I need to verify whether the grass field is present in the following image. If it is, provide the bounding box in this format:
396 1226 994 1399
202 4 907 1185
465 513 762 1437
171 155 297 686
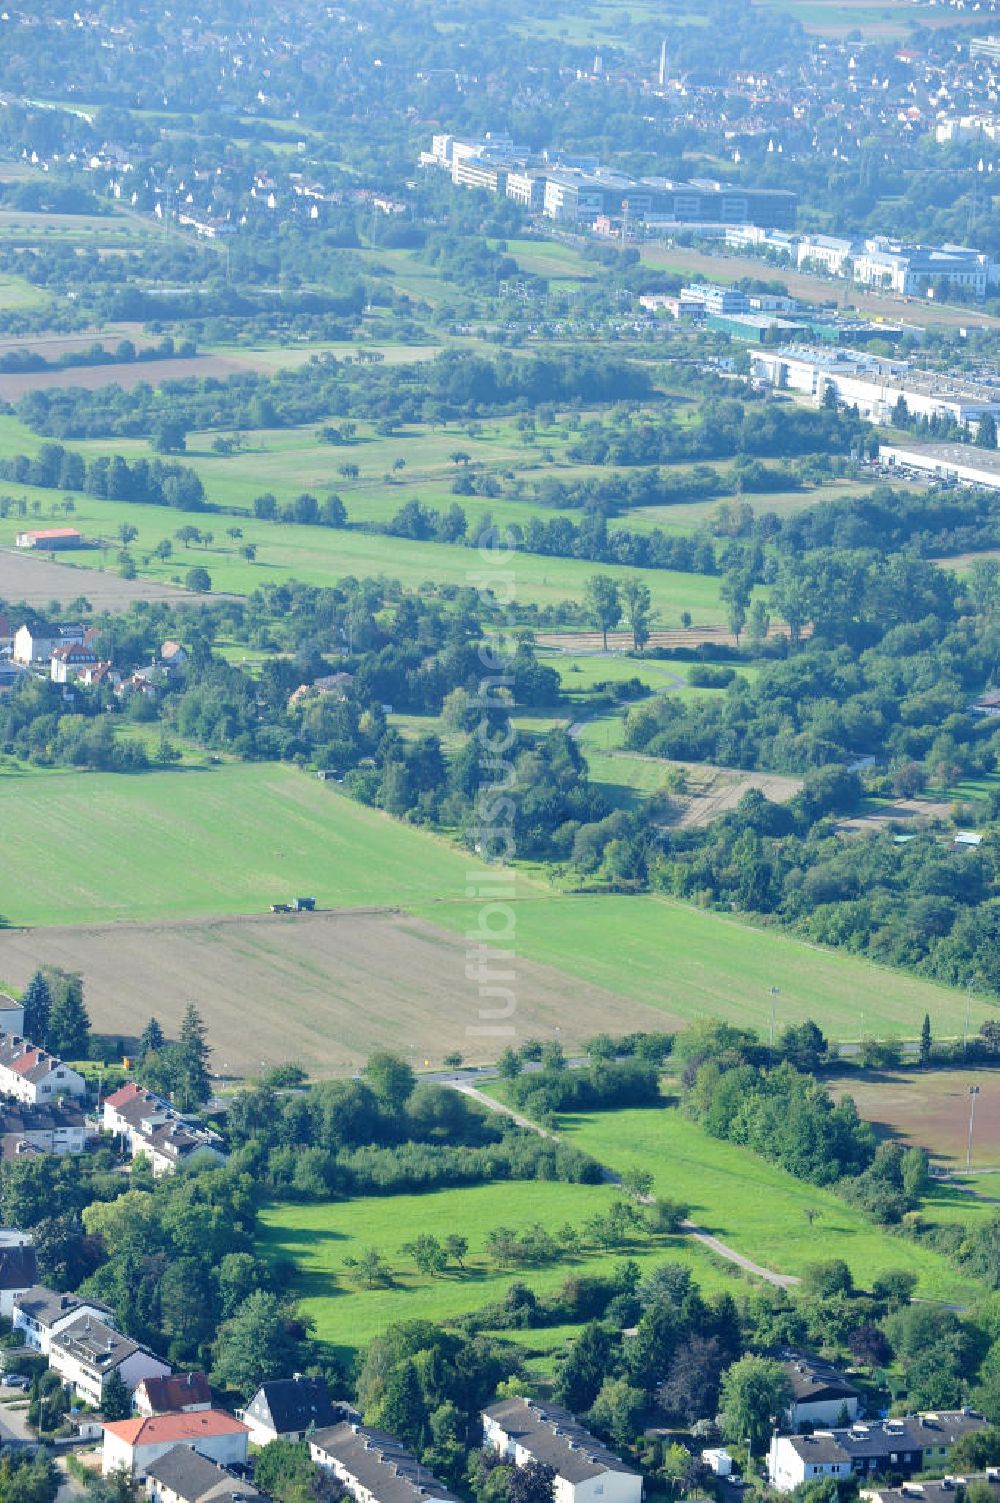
415 894 998 1042
0 760 991 1045
0 410 734 618
554 1101 984 1303
0 762 483 927
258 1177 741 1362
827 1068 1000 1169
0 273 45 310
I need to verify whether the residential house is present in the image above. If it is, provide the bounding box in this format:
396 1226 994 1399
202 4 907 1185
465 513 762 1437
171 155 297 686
134 1371 213 1418
143 1445 267 1503
0 995 25 1035
767 1413 988 1492
159 641 188 669
0 1034 86 1105
13 1285 115 1354
0 1100 89 1157
240 1376 342 1444
79 661 121 690
102 1411 250 1476
49 1313 171 1407
51 643 99 683
103 1083 225 1177
309 1420 463 1503
776 1351 862 1429
13 620 86 664
0 1230 37 1317
862 1474 1000 1503
482 1397 643 1503
0 662 26 695
971 689 1000 716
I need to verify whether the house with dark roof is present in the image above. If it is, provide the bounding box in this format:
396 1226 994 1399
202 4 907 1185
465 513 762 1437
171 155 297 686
0 1100 88 1159
240 1375 342 1444
483 1397 643 1503
0 996 25 1036
309 1419 463 1503
0 1230 37 1317
862 1472 1000 1503
768 1413 988 1493
48 1312 171 1408
144 1444 268 1503
51 642 99 683
13 1284 115 1354
103 1083 225 1177
101 1410 250 1476
135 1370 213 1417
12 620 85 664
773 1350 862 1428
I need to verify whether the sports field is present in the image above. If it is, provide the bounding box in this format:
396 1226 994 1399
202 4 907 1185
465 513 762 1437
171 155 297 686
258 1177 738 1360
827 1068 1000 1168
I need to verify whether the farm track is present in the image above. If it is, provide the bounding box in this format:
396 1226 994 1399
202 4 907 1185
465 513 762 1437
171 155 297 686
454 1082 799 1288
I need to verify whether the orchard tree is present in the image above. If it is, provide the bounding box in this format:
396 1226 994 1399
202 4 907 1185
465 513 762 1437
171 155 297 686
584 575 622 652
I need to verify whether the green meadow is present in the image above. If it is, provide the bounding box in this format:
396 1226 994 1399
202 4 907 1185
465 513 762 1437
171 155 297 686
0 762 480 926
414 893 998 1041
0 757 987 1041
552 1102 984 1304
258 1176 739 1361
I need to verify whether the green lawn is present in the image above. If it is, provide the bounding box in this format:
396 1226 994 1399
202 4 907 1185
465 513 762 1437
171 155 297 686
0 413 728 618
0 273 45 309
553 1102 983 1304
0 756 988 1043
258 1177 741 1362
413 894 999 1042
0 762 482 926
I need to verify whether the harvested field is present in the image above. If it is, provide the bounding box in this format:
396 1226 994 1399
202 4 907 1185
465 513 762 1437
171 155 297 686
0 909 668 1079
536 625 795 652
837 796 956 834
0 548 220 609
669 760 803 827
0 352 259 399
0 341 440 397
828 1067 1000 1168
0 326 145 359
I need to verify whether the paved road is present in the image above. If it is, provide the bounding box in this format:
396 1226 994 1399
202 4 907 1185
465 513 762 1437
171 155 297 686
451 1077 798 1289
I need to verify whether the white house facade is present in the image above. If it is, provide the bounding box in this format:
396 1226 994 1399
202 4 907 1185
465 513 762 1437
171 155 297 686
483 1397 643 1503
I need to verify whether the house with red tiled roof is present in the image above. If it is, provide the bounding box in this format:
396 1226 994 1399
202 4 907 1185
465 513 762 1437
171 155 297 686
0 1034 86 1105
103 1083 225 1178
101 1410 249 1476
134 1370 212 1417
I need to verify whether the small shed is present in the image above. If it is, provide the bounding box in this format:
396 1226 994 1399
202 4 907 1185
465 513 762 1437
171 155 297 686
703 1448 734 1477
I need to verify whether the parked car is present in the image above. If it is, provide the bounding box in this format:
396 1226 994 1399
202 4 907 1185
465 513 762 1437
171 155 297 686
1 1374 29 1388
